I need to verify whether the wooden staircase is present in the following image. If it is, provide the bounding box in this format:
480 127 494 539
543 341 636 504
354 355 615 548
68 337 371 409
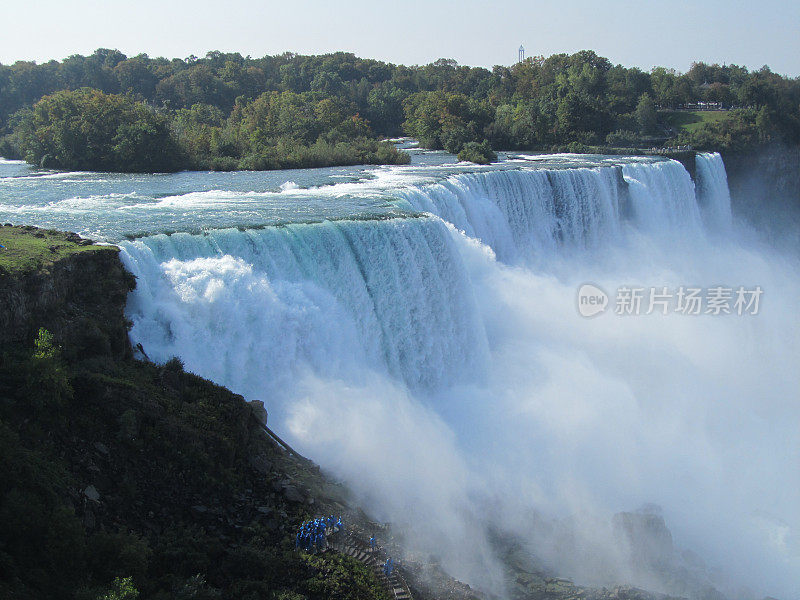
327 529 413 600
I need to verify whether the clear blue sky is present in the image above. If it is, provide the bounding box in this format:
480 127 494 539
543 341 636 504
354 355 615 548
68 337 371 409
3 0 799 76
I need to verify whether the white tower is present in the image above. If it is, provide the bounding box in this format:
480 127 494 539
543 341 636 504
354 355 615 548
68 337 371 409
518 44 525 63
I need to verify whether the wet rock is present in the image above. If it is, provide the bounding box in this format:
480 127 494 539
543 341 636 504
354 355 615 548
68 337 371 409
84 485 100 502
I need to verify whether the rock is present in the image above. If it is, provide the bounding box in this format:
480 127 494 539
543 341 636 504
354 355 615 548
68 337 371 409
612 511 674 569
191 505 208 514
249 454 272 475
93 442 109 455
248 400 268 427
256 506 272 514
282 485 305 504
83 485 100 502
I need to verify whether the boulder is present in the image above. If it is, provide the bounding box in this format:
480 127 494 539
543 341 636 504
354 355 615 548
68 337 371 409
282 485 305 504
83 485 100 502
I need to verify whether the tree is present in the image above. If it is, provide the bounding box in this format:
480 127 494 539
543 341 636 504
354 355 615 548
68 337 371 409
635 92 658 135
17 89 183 172
457 140 496 164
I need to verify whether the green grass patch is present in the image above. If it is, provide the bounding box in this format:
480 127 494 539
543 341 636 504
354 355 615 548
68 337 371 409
0 225 116 274
661 110 733 133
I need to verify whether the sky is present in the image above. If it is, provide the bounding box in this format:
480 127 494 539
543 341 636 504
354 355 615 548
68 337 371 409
2 0 799 76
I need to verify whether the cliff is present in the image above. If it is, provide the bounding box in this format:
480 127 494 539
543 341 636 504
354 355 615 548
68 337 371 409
722 144 800 241
0 226 134 360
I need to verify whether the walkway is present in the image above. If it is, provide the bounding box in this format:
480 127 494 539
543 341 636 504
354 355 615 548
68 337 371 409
327 528 413 600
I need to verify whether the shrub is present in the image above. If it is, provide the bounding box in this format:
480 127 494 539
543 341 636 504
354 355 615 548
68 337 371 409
457 140 496 164
26 328 73 409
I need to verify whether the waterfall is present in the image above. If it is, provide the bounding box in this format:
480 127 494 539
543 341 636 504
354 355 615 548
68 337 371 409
396 156 731 265
695 152 734 230
621 159 703 234
120 155 735 397
115 154 800 598
396 166 625 264
120 216 489 398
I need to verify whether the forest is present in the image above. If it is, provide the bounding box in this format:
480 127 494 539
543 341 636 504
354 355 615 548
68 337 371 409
1 49 798 171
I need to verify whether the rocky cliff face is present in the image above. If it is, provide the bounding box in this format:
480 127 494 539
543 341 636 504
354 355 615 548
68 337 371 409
722 145 800 243
0 226 135 359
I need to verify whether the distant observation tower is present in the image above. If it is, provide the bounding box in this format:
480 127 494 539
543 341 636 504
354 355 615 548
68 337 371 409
518 44 525 63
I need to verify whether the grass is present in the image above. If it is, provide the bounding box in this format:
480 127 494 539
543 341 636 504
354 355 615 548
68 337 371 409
660 110 733 133
0 225 116 274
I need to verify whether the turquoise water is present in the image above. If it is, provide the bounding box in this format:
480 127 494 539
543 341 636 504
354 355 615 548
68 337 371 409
0 150 663 240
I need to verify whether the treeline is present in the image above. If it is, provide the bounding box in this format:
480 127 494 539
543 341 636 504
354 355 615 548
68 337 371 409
1 49 799 170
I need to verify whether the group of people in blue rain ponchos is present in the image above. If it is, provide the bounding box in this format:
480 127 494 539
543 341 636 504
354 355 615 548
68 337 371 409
295 515 343 552
296 517 398 578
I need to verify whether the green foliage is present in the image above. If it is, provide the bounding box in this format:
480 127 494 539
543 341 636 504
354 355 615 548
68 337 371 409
0 224 111 274
0 421 85 598
675 109 765 152
27 328 73 409
0 301 392 600
402 90 492 153
457 140 496 164
16 89 184 172
635 93 658 135
2 47 799 167
97 577 140 600
605 130 640 147
300 552 392 600
164 356 186 373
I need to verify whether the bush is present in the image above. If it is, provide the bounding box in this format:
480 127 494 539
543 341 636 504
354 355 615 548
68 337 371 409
26 328 73 409
96 577 139 600
457 140 496 164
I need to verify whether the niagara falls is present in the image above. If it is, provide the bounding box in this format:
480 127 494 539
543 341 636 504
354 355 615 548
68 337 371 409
2 145 798 598
1 5 799 599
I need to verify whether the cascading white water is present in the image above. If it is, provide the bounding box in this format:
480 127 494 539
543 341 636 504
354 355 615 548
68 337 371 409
622 159 703 234
120 216 489 400
396 157 722 266
118 154 799 599
695 152 734 230
396 166 625 264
